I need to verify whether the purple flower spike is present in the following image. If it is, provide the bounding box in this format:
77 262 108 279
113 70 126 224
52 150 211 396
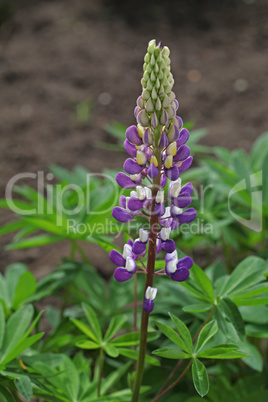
126 125 142 145
179 156 193 172
124 159 143 175
171 267 190 282
177 256 193 270
116 172 136 189
165 166 180 181
148 162 158 179
133 240 146 255
112 207 133 223
178 208 197 224
114 267 133 282
174 145 191 163
162 239 176 253
143 299 154 313
177 128 189 146
173 192 192 208
128 197 144 211
124 139 137 157
110 250 125 266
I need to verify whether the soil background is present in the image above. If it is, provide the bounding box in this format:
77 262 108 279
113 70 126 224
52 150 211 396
0 0 268 278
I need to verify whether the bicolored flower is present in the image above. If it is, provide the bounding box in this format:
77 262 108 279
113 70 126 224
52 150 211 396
165 251 193 281
143 286 157 313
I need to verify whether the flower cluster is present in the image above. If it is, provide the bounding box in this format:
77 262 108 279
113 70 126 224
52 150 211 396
110 40 197 313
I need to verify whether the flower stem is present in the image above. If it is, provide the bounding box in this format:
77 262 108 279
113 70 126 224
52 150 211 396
134 273 138 371
152 359 193 402
131 146 161 402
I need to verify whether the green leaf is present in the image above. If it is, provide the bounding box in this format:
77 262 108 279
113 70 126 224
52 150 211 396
219 256 266 297
192 359 209 397
221 298 245 337
195 320 218 353
6 234 63 249
101 362 132 395
0 303 5 349
110 332 140 347
250 131 268 170
82 303 102 341
71 318 99 343
152 348 190 359
104 344 119 358
117 348 160 366
0 385 15 402
190 265 215 303
1 333 44 365
12 272 37 309
154 321 190 353
169 313 193 354
75 340 100 350
232 297 268 306
241 341 263 371
104 316 126 341
0 305 33 362
14 376 32 401
183 303 212 313
197 345 248 359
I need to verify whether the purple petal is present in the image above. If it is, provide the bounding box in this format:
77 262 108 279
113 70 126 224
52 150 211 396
173 192 191 208
148 163 158 179
116 172 136 189
170 204 182 218
176 116 183 129
173 99 179 111
109 250 125 266
171 267 190 282
112 207 133 223
134 106 140 118
126 125 142 145
127 238 134 247
124 159 143 174
171 220 179 230
177 256 193 270
154 203 165 217
143 128 153 146
165 166 180 181
160 174 167 189
181 182 193 195
178 208 197 224
124 139 137 157
174 145 191 163
143 299 154 313
177 128 189 146
156 239 162 254
132 240 146 255
119 195 126 209
137 110 150 126
128 197 144 211
161 239 176 253
114 267 133 282
179 157 193 172
159 132 168 148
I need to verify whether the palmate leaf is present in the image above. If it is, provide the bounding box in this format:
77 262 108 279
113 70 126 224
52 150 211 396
197 345 248 359
154 321 190 354
169 313 193 354
14 376 32 401
192 359 209 397
71 319 99 343
104 316 127 341
220 298 245 338
183 303 213 313
0 385 16 402
82 303 102 342
117 348 160 366
188 265 215 303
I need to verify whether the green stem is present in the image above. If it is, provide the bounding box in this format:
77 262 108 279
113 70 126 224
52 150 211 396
133 273 138 371
152 359 193 402
76 242 91 265
131 144 161 402
98 348 104 397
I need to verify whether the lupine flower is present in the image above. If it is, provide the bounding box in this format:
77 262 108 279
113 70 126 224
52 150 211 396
143 286 158 313
110 39 197 313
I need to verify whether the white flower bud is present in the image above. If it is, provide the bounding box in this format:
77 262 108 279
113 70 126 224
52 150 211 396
139 228 149 243
145 286 158 300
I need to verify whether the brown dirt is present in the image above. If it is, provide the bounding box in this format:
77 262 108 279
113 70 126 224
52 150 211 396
0 0 268 278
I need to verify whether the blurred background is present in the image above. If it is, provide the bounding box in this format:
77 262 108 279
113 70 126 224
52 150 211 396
0 0 268 276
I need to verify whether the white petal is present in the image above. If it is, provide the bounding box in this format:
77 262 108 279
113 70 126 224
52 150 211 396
161 227 171 241
139 228 149 243
123 244 132 259
156 190 164 204
145 286 158 300
125 256 136 272
136 186 146 200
